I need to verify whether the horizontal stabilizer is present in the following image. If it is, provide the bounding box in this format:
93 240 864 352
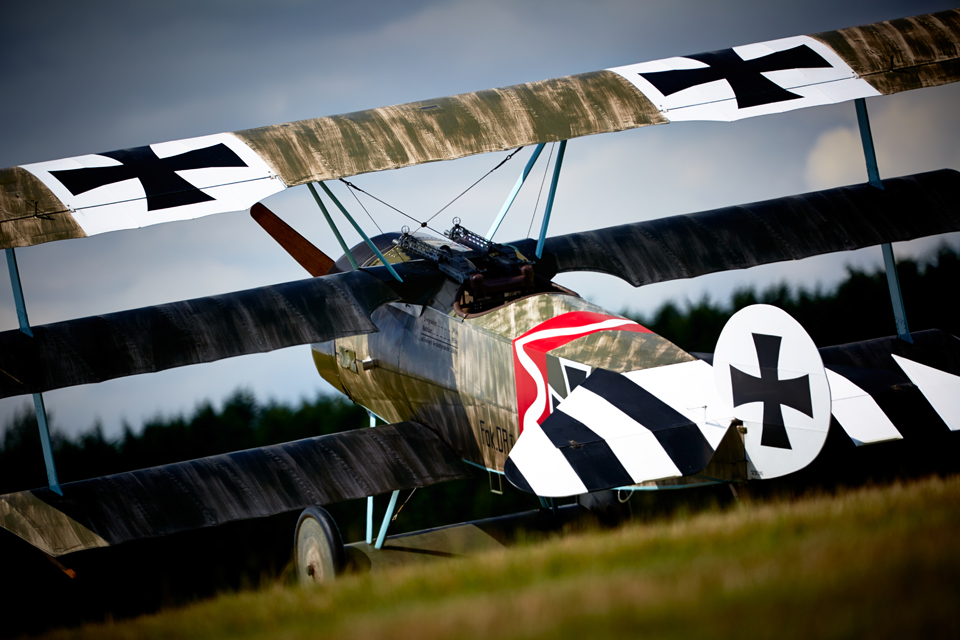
0 421 470 557
506 360 732 497
703 326 960 449
820 329 960 434
824 367 903 445
693 329 960 447
508 311 960 497
531 169 960 287
892 355 960 431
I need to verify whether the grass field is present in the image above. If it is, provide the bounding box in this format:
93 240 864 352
37 475 960 640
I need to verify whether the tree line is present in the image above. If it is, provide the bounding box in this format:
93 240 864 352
626 244 960 352
0 391 366 496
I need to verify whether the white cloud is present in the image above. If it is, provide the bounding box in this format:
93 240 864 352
804 126 865 190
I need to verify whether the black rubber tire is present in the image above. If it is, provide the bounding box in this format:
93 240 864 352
294 507 345 586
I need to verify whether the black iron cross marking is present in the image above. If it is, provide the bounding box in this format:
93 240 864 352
50 143 248 211
638 45 832 109
730 333 813 449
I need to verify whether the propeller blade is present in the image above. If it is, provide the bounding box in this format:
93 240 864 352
250 203 335 277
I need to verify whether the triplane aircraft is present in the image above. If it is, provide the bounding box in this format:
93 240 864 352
1 8 960 593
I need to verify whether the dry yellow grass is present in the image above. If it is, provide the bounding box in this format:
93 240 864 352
38 475 960 640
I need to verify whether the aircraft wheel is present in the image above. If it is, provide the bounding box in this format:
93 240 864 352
295 507 345 586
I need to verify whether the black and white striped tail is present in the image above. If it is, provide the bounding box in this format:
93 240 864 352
506 360 731 497
506 309 960 498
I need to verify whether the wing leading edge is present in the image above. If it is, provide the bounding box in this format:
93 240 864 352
2 9 958 250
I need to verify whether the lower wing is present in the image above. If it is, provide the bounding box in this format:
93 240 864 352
0 421 470 557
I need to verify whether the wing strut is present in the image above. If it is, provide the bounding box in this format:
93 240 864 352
4 248 61 495
308 182 360 270
365 409 376 545
375 489 401 550
855 98 911 343
313 182 403 283
536 140 567 259
486 143 546 241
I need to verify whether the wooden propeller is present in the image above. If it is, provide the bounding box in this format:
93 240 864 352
250 203 335 277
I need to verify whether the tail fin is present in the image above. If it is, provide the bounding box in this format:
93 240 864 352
713 304 831 480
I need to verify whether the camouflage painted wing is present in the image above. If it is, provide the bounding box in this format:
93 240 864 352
2 9 958 249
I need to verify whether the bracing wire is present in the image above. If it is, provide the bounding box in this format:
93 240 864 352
339 178 422 227
344 182 384 236
339 146 524 236
424 147 523 224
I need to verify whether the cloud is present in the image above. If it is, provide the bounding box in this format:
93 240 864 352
803 84 960 191
804 126 865 190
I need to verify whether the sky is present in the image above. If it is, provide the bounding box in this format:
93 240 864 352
2 0 959 440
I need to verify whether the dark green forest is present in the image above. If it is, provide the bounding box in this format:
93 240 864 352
627 244 960 352
1 245 958 532
0 392 366 496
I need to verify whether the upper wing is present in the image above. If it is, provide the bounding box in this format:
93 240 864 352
527 169 960 287
2 9 958 249
0 421 471 557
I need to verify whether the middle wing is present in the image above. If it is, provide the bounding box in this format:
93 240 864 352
528 169 960 287
3 169 958 400
0 261 444 399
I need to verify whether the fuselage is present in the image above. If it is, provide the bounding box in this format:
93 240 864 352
312 283 693 474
